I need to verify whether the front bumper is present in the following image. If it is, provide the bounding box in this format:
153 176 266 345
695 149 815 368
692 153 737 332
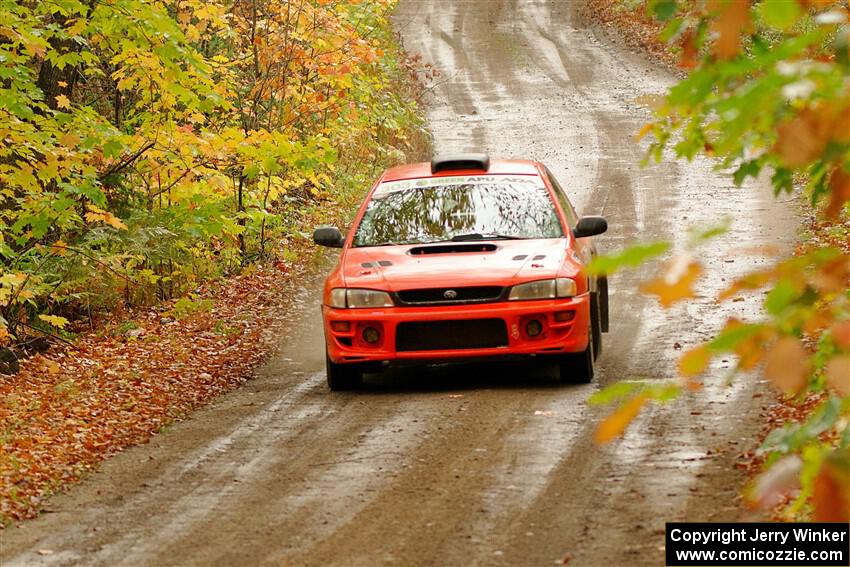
323 294 590 364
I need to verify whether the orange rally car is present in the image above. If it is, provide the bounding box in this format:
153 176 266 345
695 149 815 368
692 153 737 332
313 154 609 390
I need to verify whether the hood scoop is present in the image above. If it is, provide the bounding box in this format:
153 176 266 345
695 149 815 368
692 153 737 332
409 243 497 255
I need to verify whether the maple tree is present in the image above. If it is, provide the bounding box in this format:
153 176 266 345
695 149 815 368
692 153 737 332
589 0 849 522
0 0 424 344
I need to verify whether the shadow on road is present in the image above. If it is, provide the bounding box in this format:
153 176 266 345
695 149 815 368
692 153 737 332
356 359 587 393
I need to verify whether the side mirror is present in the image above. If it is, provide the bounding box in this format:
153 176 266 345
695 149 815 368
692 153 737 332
573 216 607 238
313 226 345 248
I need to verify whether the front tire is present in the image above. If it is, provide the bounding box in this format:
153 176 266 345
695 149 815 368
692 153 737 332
590 291 602 360
558 310 595 383
326 355 362 391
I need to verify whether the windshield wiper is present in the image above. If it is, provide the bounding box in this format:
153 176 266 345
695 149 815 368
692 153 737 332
450 232 527 242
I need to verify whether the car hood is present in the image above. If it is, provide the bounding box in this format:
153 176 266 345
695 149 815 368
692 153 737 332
341 238 571 290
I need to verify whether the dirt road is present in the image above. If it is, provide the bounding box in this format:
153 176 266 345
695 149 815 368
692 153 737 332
0 1 796 565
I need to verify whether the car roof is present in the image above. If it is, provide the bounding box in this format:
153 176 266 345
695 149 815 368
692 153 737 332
381 158 541 182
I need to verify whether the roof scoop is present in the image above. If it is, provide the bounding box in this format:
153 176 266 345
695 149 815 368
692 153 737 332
409 243 497 255
430 153 490 173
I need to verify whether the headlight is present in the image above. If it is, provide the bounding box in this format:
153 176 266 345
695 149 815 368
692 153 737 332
329 288 394 308
509 278 576 300
330 288 347 308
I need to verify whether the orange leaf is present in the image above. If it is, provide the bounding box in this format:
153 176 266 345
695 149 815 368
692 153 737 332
812 459 850 523
831 320 850 349
825 356 849 397
812 253 850 292
763 337 809 395
641 257 702 308
718 270 776 301
594 394 648 444
826 166 850 218
679 345 711 377
678 29 699 69
709 0 751 59
635 122 653 141
773 101 848 173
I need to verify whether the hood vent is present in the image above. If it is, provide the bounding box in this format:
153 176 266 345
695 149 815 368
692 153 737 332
409 243 497 255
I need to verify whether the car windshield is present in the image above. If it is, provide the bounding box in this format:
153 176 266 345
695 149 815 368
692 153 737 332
352 175 563 247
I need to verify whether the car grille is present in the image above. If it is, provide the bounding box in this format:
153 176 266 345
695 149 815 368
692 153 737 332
396 286 504 305
395 319 508 351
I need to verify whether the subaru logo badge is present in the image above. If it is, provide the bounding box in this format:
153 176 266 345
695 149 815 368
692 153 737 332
443 289 458 299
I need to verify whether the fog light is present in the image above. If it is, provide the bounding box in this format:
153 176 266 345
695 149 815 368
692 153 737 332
554 311 576 323
362 326 380 344
331 321 351 332
526 319 543 337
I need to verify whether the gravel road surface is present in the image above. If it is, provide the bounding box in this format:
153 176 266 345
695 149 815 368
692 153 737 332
0 1 796 565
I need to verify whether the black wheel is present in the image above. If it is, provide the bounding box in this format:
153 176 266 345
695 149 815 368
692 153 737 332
599 276 609 333
326 355 362 391
590 291 602 360
558 313 595 383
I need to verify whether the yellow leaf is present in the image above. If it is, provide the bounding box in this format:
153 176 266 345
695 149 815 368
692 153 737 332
641 257 702 308
763 337 808 395
679 345 711 377
50 240 68 256
38 314 69 329
635 122 653 141
825 356 850 397
594 394 648 444
55 94 71 109
59 133 80 148
85 205 127 230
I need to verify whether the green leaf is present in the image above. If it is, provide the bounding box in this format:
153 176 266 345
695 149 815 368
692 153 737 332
764 279 797 317
243 163 261 180
589 381 640 405
688 220 730 244
651 0 678 22
707 323 765 352
759 0 801 31
585 241 671 275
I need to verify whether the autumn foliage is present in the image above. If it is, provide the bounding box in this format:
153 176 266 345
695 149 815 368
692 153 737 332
589 0 850 522
0 0 425 524
0 0 424 344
